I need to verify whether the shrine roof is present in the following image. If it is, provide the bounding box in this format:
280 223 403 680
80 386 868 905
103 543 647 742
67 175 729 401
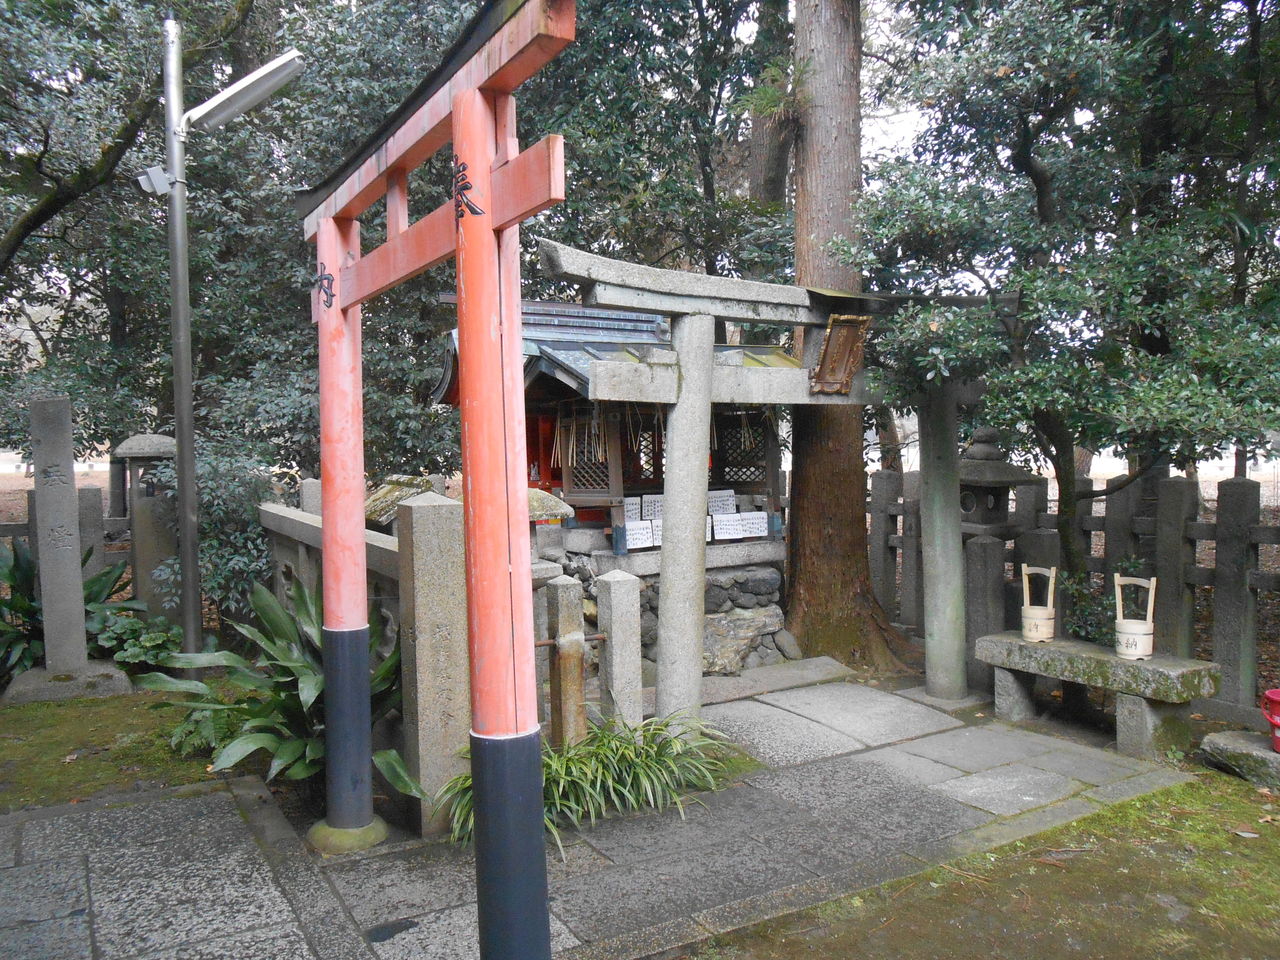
431 299 799 404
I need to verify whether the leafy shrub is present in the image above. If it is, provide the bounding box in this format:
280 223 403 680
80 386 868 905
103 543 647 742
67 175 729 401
434 716 725 855
137 581 409 790
88 613 184 673
1061 573 1113 645
149 441 281 621
0 543 144 689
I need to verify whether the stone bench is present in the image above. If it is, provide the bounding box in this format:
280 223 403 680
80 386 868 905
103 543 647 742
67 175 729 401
975 631 1219 760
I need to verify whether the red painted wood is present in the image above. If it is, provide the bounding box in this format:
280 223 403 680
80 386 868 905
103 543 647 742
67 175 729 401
314 217 367 631
302 0 574 240
339 135 563 309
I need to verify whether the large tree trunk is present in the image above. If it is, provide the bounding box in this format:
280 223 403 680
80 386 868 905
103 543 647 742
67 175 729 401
746 0 793 208
788 0 904 671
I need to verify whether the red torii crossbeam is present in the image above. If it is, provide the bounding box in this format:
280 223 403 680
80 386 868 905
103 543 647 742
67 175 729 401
298 2 573 956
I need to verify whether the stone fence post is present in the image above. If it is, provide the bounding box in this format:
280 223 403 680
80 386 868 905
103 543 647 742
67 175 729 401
545 575 587 747
595 569 642 725
898 497 923 631
396 492 470 835
964 534 1004 692
1154 477 1199 658
1211 477 1259 709
868 470 902 618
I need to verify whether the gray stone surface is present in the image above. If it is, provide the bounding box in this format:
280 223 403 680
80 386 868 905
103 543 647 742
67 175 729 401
747 754 992 839
113 434 177 459
701 699 864 766
550 841 812 942
397 493 471 834
930 764 1081 816
992 666 1038 722
895 686 992 713
1084 768 1192 803
22 790 243 862
136 924 318 960
326 843 476 927
773 629 802 660
897 725 1055 772
655 313 715 720
703 605 785 675
848 746 966 785
0 664 132 705
299 477 322 514
1115 692 1193 759
89 834 294 957
976 632 1219 702
1023 746 1150 785
1199 730 1280 787
758 682 962 746
29 396 87 674
367 902 579 960
0 858 86 926
596 570 643 725
0 913 92 960
576 785 786 865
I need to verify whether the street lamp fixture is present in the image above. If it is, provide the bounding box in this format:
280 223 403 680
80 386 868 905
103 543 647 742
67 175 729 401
134 18 303 658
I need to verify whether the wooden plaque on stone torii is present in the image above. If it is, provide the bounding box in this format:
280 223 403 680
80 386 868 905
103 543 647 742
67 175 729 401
295 1 573 953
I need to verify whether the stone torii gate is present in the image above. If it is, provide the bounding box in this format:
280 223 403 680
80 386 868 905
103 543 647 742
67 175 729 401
538 240 1018 713
294 2 573 956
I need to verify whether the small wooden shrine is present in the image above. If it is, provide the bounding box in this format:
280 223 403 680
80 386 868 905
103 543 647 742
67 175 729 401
431 300 788 541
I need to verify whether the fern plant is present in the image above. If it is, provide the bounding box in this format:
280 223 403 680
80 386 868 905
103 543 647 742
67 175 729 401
434 716 725 856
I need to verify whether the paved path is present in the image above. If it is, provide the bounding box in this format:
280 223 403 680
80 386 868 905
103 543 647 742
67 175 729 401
0 679 1188 960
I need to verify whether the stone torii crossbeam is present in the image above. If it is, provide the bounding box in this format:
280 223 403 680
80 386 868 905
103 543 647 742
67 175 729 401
294 2 573 956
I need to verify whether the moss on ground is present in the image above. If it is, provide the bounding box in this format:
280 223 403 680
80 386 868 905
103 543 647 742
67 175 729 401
688 770 1280 960
0 691 220 812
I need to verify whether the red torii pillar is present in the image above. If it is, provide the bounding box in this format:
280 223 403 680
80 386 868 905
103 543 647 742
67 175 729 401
299 3 573 956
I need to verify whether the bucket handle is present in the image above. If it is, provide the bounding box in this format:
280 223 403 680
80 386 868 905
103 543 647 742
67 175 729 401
1022 564 1056 611
1114 575 1157 624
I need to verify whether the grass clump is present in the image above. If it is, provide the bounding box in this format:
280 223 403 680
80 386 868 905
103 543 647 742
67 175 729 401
435 715 726 854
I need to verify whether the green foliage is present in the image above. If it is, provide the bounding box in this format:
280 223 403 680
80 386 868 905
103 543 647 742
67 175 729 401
1061 573 1113 646
434 716 726 855
859 0 1280 473
148 441 281 618
0 544 144 688
136 581 408 792
0 540 42 688
87 613 184 673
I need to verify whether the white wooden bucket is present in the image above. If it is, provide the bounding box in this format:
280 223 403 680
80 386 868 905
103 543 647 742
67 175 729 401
1021 564 1056 642
1114 575 1157 661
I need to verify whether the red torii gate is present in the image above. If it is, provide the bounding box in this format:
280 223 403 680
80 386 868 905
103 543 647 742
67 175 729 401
296 2 573 956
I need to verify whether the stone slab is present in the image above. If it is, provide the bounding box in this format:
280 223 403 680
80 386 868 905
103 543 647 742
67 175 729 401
701 700 865 766
930 763 1082 816
88 833 294 958
848 746 966 785
550 840 811 943
0 857 87 926
907 796 1102 863
894 686 993 713
593 539 786 577
975 632 1219 703
638 656 853 715
746 754 992 841
575 785 790 865
367 902 578 960
0 912 92 960
1199 730 1280 788
896 725 1055 772
133 924 319 960
757 682 962 746
325 842 477 926
1083 768 1193 803
0 664 132 706
22 790 244 862
553 918 710 960
1023 746 1152 786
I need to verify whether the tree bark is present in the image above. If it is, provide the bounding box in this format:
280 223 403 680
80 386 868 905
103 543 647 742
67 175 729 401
746 0 793 207
788 0 904 671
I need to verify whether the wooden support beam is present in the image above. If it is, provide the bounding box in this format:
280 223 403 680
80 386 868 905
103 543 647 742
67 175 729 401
340 135 563 308
302 0 574 239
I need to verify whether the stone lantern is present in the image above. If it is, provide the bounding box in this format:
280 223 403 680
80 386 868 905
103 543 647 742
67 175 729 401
111 433 177 618
958 427 1039 537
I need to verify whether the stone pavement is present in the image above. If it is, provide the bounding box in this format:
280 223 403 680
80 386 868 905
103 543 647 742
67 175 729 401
0 678 1190 960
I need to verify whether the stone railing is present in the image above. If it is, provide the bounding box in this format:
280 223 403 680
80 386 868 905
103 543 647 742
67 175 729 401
258 492 645 834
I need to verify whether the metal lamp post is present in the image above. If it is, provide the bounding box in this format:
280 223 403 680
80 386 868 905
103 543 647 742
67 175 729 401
136 18 303 655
